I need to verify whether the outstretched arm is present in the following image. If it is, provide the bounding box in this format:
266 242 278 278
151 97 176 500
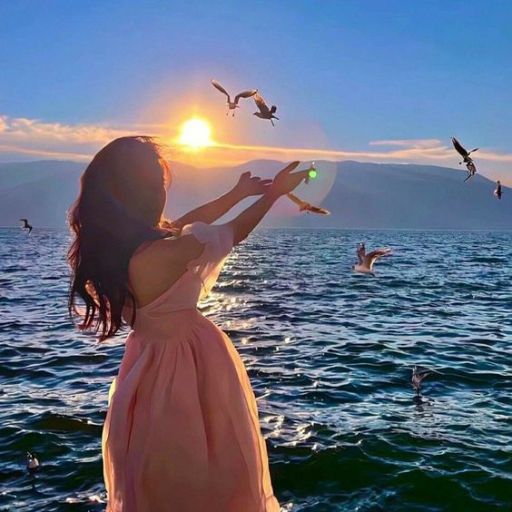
229 162 309 245
172 172 271 229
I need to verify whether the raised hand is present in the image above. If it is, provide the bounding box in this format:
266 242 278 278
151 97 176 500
268 161 309 198
233 171 272 198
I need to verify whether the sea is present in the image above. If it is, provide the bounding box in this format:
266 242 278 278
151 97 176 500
0 227 511 511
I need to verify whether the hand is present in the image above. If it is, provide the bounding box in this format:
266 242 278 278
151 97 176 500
267 161 309 198
233 172 272 198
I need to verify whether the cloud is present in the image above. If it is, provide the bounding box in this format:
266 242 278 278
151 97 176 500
0 115 125 144
369 139 444 149
0 143 92 161
213 139 512 164
0 114 511 183
0 114 132 161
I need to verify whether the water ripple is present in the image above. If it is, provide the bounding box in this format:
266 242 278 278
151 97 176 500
0 228 511 511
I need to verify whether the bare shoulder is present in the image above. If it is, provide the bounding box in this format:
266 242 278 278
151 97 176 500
127 234 205 307
130 234 204 273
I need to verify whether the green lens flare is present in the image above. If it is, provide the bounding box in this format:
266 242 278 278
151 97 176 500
308 169 318 179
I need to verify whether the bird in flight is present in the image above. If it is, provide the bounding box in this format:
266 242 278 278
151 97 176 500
451 137 479 182
286 193 330 215
353 243 392 276
211 80 258 116
20 218 33 234
411 366 440 395
253 93 279 126
494 180 502 200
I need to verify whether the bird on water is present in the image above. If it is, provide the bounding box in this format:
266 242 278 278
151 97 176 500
411 366 440 395
353 243 392 276
26 452 40 472
20 218 33 234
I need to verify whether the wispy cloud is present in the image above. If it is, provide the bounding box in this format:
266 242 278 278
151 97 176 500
0 143 92 161
369 139 443 149
214 139 512 165
0 114 129 161
368 138 512 164
1 114 511 183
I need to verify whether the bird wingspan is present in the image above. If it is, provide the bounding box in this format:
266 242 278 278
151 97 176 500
452 137 468 157
287 193 330 215
366 248 392 266
307 205 330 215
412 366 440 382
367 248 392 259
211 80 230 101
234 89 258 103
287 192 307 208
254 93 270 114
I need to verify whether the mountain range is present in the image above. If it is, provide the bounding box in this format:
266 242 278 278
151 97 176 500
0 159 510 230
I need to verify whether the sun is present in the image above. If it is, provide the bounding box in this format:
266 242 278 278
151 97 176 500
178 118 212 149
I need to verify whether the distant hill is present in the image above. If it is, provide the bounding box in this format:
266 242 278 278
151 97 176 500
289 161 512 230
0 159 510 230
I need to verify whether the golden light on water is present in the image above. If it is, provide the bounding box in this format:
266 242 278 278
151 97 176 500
178 118 212 149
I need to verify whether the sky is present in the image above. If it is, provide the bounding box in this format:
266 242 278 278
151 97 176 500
1 0 511 181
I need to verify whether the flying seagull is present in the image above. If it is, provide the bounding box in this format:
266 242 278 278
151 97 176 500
20 218 33 234
451 137 479 182
411 366 440 395
287 193 330 215
353 243 392 276
211 80 258 116
494 180 502 200
26 452 40 473
253 93 279 126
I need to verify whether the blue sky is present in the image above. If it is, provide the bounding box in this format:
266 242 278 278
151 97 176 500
0 0 511 179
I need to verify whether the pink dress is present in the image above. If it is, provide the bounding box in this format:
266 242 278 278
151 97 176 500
102 222 280 512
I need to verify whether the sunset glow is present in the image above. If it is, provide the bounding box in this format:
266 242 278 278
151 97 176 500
178 118 212 149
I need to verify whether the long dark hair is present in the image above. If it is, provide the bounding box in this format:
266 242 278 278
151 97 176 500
68 136 172 340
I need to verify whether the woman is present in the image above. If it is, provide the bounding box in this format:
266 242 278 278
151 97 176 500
68 136 307 511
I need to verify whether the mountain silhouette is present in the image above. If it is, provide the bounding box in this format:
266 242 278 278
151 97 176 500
0 159 510 229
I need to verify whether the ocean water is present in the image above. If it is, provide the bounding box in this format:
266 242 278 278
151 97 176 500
0 227 511 512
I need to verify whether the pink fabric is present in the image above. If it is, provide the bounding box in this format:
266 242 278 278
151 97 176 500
102 222 280 512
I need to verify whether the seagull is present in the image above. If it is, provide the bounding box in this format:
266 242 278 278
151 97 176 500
494 180 502 200
26 452 40 472
20 218 33 234
451 137 479 182
211 80 258 116
253 93 279 126
411 366 440 395
352 243 392 276
286 193 330 215
463 160 477 182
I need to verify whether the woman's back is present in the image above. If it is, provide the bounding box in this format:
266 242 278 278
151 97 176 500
68 136 306 511
127 230 203 309
103 222 280 511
